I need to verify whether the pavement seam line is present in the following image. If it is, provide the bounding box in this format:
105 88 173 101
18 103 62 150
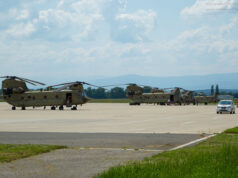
169 134 216 151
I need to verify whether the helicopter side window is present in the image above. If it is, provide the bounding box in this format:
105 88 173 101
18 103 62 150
78 92 86 97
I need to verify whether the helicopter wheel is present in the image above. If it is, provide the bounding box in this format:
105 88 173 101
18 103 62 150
21 106 26 110
51 106 56 110
12 106 16 110
59 106 64 110
71 106 77 110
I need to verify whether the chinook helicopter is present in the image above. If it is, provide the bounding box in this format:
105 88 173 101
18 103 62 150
1 76 95 110
180 89 195 105
103 83 182 105
194 93 218 105
126 84 182 105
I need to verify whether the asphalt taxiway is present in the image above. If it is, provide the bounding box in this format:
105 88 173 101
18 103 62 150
0 102 237 177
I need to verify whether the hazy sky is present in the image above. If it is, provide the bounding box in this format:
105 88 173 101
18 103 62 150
0 0 238 82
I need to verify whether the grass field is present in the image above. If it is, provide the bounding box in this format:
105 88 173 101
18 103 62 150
0 144 66 163
224 127 238 134
97 128 238 178
89 99 131 103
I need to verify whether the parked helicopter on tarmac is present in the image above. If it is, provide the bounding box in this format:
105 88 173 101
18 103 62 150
0 76 97 110
194 93 218 105
126 84 183 105
181 89 196 105
102 83 183 105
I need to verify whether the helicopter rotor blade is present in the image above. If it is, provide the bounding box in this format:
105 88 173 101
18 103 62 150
0 76 45 86
18 77 46 86
81 82 101 88
49 82 75 88
56 83 73 91
22 80 37 86
100 83 147 88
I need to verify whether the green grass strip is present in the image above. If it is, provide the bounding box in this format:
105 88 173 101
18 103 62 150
97 131 238 178
224 127 238 134
0 144 66 163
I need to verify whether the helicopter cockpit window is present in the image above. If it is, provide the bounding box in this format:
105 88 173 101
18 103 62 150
3 88 13 95
78 92 86 98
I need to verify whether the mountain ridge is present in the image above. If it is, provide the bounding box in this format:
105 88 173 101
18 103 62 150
88 73 238 90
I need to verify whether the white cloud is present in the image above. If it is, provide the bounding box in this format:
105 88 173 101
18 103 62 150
112 9 157 42
181 0 238 17
5 22 36 37
16 9 29 20
165 25 238 54
219 17 238 35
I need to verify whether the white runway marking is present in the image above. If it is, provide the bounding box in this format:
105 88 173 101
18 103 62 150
170 134 216 151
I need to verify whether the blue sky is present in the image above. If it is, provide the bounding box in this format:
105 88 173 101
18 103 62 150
0 0 238 83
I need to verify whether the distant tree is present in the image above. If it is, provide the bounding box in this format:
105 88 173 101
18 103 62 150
85 87 107 99
85 87 93 98
211 85 214 95
143 86 152 93
233 93 238 98
215 84 220 95
110 87 126 98
94 87 107 99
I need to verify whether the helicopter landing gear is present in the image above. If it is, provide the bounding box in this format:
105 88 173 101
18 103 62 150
12 106 16 110
59 106 64 110
71 106 77 110
51 106 56 110
21 106 25 110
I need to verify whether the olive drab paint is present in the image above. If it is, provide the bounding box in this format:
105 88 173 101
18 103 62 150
194 95 218 105
1 77 90 110
126 84 183 105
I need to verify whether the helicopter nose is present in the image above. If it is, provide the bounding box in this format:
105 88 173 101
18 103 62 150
84 97 90 103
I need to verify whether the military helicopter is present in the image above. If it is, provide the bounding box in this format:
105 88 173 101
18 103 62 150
126 84 183 105
103 83 182 105
194 93 218 105
180 89 195 105
1 76 95 110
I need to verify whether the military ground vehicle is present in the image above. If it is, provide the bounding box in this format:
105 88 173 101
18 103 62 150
1 76 94 110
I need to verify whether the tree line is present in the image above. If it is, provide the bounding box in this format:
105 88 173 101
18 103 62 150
1 85 238 99
85 86 152 99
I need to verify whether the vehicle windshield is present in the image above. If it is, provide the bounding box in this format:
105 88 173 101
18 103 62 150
219 101 232 105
